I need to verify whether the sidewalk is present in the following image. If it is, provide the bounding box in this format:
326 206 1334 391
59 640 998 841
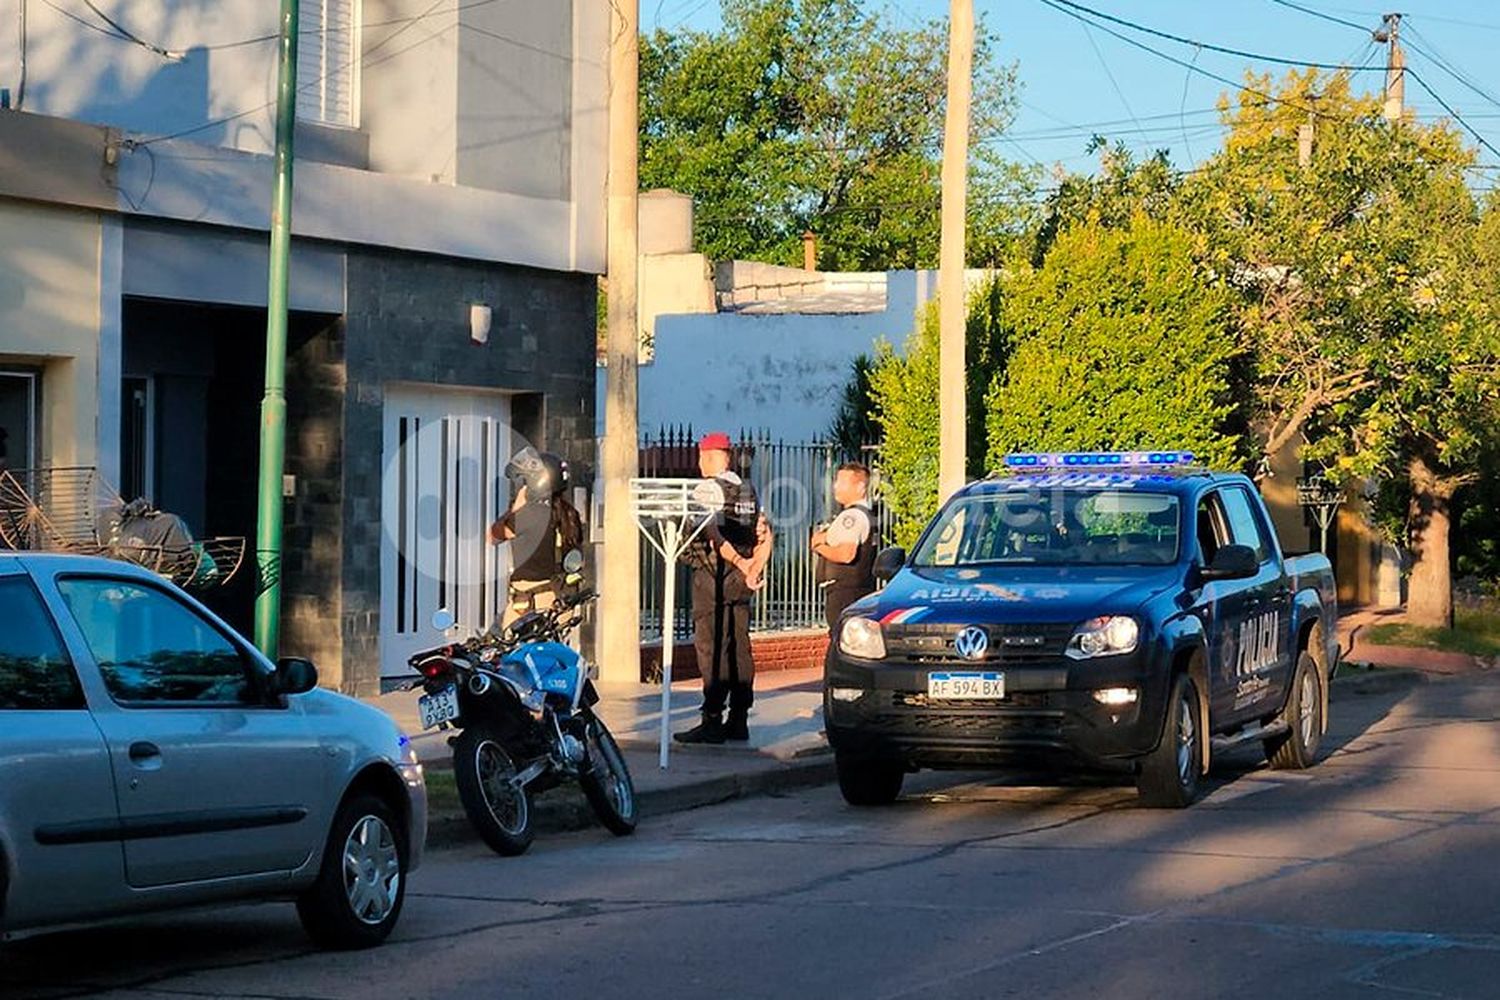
364 667 833 845
1337 606 1491 675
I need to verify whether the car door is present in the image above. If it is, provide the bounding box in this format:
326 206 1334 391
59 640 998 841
48 574 326 888
0 567 125 929
1215 486 1292 721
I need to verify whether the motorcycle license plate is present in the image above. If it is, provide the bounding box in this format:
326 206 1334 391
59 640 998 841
418 685 460 729
927 671 1004 700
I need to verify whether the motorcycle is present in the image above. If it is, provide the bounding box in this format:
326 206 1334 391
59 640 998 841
406 558 636 856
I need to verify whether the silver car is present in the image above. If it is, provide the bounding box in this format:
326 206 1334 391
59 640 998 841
0 553 426 949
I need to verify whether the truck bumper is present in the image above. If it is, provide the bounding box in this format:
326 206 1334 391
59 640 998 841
824 653 1171 770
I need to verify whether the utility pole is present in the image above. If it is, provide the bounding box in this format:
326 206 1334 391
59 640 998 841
938 0 974 502
600 0 641 684
1376 12 1404 122
252 0 299 658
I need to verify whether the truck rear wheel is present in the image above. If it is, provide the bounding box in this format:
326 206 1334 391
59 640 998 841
1265 652 1323 770
836 753 904 806
1137 673 1203 809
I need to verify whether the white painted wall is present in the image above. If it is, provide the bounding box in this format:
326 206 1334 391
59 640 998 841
0 0 608 274
600 272 934 442
0 201 104 468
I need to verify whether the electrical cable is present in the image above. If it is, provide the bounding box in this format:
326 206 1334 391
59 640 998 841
77 0 183 59
1263 0 1370 34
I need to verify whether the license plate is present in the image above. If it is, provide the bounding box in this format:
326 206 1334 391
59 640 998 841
927 671 1004 700
418 685 460 729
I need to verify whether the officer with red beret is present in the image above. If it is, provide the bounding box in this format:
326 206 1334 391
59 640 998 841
676 432 772 744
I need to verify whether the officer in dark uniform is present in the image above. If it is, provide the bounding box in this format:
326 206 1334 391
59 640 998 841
812 461 877 629
675 432 770 745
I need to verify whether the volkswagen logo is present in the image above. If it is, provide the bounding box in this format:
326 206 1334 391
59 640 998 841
953 626 989 661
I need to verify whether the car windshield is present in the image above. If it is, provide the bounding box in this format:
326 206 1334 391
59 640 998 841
913 488 1182 567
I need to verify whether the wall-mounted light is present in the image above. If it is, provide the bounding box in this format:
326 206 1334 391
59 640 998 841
470 303 492 345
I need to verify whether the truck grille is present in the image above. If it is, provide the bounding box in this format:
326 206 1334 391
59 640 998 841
882 622 1074 664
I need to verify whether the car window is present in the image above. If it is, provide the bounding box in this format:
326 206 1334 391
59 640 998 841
56 578 254 706
1219 488 1271 563
0 576 86 711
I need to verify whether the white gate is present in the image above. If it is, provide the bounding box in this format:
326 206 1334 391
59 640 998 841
380 386 513 676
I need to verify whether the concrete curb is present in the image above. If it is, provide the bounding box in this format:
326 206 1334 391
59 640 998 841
1332 665 1428 697
425 755 838 851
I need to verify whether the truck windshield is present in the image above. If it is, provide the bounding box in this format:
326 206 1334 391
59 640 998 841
913 489 1182 567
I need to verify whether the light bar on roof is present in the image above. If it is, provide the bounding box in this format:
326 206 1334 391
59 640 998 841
1003 451 1196 469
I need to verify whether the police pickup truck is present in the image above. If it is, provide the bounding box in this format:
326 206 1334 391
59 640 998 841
824 451 1339 808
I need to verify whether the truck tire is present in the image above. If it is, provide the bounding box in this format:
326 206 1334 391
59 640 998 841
836 753 904 806
1265 652 1323 770
1137 673 1203 809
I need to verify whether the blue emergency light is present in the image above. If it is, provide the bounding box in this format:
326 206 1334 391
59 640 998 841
1003 450 1196 469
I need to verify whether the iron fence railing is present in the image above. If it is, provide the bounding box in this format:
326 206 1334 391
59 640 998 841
631 427 888 641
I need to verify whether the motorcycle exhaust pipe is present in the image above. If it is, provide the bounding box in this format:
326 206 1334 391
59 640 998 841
469 673 492 697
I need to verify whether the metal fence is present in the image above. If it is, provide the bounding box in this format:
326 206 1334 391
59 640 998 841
634 427 889 641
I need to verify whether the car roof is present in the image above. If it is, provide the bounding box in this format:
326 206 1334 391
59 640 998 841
956 469 1249 499
0 550 166 580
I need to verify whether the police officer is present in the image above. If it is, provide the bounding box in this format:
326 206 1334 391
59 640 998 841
675 432 771 745
811 462 877 629
489 448 584 627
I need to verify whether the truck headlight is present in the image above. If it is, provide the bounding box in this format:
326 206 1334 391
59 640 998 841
839 617 886 660
1066 616 1139 659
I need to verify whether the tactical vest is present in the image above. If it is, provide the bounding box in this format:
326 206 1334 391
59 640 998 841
825 504 877 594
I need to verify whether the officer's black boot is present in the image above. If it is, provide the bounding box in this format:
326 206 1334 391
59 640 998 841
674 712 725 745
724 709 749 742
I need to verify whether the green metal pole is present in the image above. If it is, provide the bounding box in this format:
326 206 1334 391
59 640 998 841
253 0 299 658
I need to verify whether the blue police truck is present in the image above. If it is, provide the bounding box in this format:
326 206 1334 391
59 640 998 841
824 452 1339 808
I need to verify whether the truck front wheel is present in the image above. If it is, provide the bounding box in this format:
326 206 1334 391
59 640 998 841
1137 673 1203 809
836 753 905 806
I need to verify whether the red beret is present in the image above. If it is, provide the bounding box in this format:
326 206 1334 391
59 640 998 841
698 432 732 452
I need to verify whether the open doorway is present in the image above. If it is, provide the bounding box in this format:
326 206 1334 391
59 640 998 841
0 368 39 474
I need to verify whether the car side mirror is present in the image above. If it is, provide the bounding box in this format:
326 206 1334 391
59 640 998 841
273 657 319 696
873 546 906 582
1200 544 1259 582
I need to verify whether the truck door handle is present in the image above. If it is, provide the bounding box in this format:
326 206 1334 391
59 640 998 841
128 742 162 769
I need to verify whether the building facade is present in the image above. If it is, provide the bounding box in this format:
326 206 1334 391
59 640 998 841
0 0 608 693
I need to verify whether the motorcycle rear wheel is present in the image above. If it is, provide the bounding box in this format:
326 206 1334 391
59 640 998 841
453 725 535 856
580 714 637 836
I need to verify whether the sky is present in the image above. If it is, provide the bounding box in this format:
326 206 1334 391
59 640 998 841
643 0 1500 187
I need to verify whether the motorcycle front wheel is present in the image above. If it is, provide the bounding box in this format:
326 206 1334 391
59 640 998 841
453 725 535 856
580 714 637 837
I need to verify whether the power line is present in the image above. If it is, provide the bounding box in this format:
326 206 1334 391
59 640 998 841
1405 67 1500 160
1042 0 1383 73
1401 26 1500 112
1263 0 1370 33
76 0 183 59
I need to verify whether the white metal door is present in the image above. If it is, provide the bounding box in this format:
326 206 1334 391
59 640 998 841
380 386 513 676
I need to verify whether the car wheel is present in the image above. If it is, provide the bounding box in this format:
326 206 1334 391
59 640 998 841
296 793 407 950
836 752 905 806
1265 652 1323 770
1137 673 1203 809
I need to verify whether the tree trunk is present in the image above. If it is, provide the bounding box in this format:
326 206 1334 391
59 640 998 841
1405 454 1455 629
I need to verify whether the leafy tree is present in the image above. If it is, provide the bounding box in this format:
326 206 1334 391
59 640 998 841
1177 70 1500 626
827 354 881 459
984 215 1246 470
639 0 1033 270
1030 140 1180 264
870 278 1010 547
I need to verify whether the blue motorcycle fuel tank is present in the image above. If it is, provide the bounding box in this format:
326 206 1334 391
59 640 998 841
501 641 585 707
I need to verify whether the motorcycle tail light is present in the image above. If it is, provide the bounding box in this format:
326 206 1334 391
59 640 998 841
419 658 453 680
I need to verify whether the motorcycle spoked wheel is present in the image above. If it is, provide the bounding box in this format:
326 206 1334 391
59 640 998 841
453 725 535 856
579 713 638 836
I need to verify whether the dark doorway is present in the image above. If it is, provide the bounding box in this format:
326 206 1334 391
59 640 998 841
122 298 335 633
0 368 39 474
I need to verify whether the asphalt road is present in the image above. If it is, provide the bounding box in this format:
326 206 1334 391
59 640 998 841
5 671 1499 1000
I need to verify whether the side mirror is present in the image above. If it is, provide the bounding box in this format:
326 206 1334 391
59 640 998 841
1200 544 1259 582
562 549 584 574
873 546 907 582
273 657 319 696
431 609 456 632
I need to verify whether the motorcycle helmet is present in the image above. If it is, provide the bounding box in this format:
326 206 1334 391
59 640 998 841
505 447 568 498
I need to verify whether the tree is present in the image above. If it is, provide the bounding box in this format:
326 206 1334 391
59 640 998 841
984 215 1246 470
639 0 1033 270
870 278 1010 547
1177 70 1500 627
827 355 881 459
